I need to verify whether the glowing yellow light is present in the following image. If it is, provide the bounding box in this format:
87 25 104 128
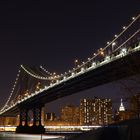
100 51 104 56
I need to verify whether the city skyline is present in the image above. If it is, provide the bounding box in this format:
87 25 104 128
0 1 140 115
0 95 139 127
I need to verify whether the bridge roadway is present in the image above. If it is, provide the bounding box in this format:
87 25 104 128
1 47 140 116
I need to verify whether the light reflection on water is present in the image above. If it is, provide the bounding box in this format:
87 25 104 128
0 132 65 140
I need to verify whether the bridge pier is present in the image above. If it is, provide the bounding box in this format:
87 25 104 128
16 105 45 134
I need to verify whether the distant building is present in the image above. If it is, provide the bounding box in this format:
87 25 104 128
45 112 57 126
115 110 133 121
80 98 112 125
0 117 5 126
115 98 135 122
0 117 17 126
116 99 128 121
129 94 140 118
60 105 80 125
46 113 56 121
119 98 125 111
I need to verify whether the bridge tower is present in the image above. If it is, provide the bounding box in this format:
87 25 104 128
16 104 45 134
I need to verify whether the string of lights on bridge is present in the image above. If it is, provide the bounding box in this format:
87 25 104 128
40 65 53 76
19 14 139 81
0 69 21 111
0 14 140 114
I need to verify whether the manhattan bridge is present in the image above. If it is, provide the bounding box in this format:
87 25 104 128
0 14 140 133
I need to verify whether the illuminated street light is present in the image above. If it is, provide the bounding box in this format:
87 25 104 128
100 51 104 56
81 67 85 72
107 42 110 45
112 42 116 52
88 58 91 61
63 76 66 80
75 59 78 63
123 26 126 29
98 48 104 56
132 17 135 20
74 59 78 67
120 48 127 55
71 72 75 76
105 56 110 61
112 42 116 46
82 61 85 64
92 62 96 67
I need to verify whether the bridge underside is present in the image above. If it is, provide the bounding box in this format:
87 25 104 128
16 105 45 134
1 50 140 116
1 48 140 134
27 50 140 107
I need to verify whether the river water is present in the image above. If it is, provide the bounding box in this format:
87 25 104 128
0 132 65 140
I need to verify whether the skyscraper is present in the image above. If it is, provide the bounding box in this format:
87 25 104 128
115 98 132 121
129 94 140 118
80 98 112 125
119 98 125 111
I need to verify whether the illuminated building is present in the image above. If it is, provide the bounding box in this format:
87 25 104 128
46 113 56 121
129 94 140 118
80 98 112 125
60 105 80 125
0 117 17 126
119 98 125 111
115 99 134 121
0 117 5 126
115 110 133 121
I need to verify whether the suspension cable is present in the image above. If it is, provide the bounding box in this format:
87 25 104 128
21 65 51 80
70 14 140 72
40 65 53 76
113 29 140 52
0 68 21 111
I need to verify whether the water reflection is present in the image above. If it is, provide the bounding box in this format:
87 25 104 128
0 132 64 140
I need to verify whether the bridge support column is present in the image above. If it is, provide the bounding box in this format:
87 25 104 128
25 109 28 126
19 108 28 126
33 107 36 126
33 107 42 126
16 105 45 134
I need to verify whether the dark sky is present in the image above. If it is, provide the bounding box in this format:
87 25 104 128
0 1 140 115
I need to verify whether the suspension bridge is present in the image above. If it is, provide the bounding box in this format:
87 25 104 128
0 14 140 133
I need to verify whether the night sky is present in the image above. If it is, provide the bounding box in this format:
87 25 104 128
0 1 140 115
